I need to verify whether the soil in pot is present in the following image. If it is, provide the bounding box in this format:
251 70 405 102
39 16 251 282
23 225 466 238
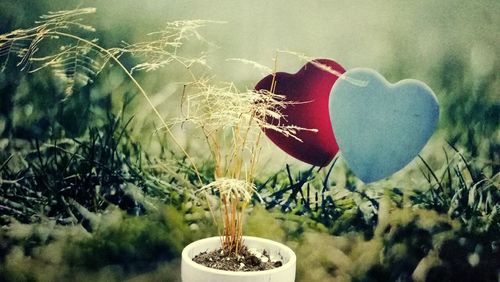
192 245 283 271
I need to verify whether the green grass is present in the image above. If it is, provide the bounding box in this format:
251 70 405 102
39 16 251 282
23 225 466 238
0 112 498 281
0 110 205 226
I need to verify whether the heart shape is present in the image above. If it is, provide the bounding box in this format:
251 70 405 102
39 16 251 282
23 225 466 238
255 59 345 166
329 68 439 183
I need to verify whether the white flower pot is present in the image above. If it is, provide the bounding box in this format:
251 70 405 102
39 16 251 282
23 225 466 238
181 236 296 282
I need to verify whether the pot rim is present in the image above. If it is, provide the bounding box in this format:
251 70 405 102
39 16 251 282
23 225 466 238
182 236 296 277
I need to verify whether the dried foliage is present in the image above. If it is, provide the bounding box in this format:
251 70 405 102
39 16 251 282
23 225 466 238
0 7 319 255
0 8 211 96
179 75 317 253
0 7 215 188
1 8 100 95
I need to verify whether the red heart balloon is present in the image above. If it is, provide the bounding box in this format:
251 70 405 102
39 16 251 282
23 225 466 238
255 59 346 166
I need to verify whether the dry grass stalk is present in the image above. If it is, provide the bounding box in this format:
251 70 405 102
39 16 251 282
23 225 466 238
181 67 319 253
0 7 319 256
0 8 216 184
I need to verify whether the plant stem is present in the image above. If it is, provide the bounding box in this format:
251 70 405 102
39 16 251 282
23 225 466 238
48 31 202 183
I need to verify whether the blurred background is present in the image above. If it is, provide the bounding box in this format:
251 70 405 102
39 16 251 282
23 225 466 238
1 0 498 169
0 1 498 281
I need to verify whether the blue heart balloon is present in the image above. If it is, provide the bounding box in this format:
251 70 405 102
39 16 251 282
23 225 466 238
329 68 439 183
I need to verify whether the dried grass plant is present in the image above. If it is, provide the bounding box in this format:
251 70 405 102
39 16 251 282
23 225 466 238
0 7 318 256
0 7 209 180
182 77 315 254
